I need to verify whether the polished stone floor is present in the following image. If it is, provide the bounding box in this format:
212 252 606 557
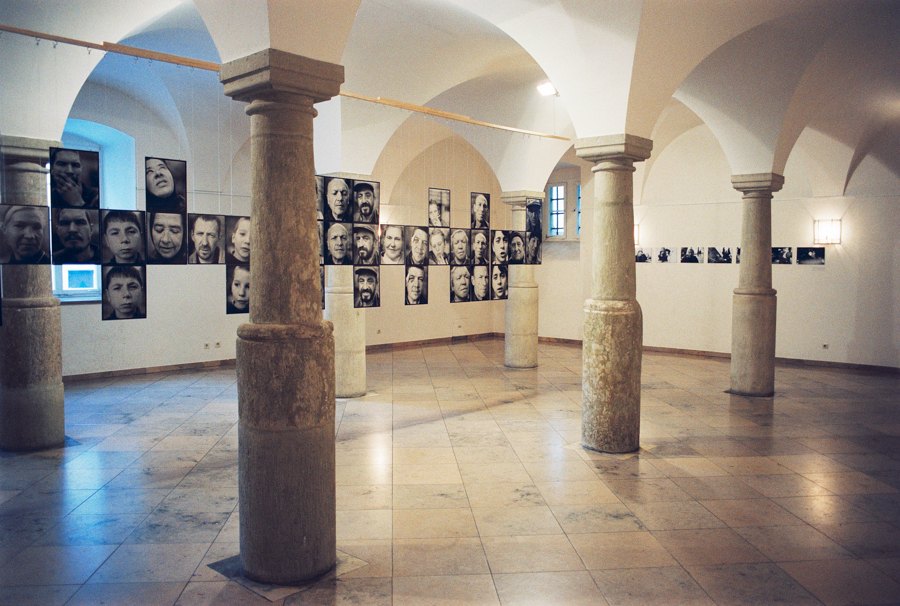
1 338 900 605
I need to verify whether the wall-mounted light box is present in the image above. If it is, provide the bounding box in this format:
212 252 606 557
814 219 841 244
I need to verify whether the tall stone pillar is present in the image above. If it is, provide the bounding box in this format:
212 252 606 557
220 49 342 584
574 135 651 453
0 136 65 452
324 265 366 397
729 173 783 397
502 191 541 368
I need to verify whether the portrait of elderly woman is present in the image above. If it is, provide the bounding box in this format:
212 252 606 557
145 157 187 214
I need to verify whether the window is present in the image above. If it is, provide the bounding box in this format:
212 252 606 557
52 264 102 302
548 184 566 237
577 184 582 235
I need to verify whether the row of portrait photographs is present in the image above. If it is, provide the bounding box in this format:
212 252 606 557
636 246 826 265
427 189 492 231
316 175 380 225
0 206 252 266
450 264 508 302
319 222 542 267
48 148 100 209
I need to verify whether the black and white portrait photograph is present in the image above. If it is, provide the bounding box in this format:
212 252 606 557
654 247 673 263
471 265 490 301
225 215 251 265
316 175 325 220
405 225 429 266
772 247 793 264
526 231 542 265
353 223 379 266
491 264 508 300
404 264 428 305
635 247 651 263
429 227 449 264
324 221 352 265
226 264 250 314
0 205 51 264
188 214 225 264
449 229 471 265
508 231 526 264
471 192 490 229
145 157 187 214
49 147 99 209
707 247 733 264
354 266 380 308
681 247 704 263
450 265 471 303
322 176 353 222
51 208 101 265
428 188 450 227
147 211 187 264
471 229 489 265
797 246 825 265
102 210 145 265
526 199 542 235
353 180 380 224
102 265 146 321
491 229 509 265
380 224 405 265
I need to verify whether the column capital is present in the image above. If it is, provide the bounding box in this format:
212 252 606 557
574 134 652 166
731 173 784 196
220 48 344 104
0 136 60 165
501 191 545 208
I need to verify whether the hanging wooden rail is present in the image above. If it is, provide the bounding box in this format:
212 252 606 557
0 22 570 141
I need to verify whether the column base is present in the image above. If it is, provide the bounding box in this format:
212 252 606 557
0 383 65 451
582 299 642 453
236 322 336 584
504 282 538 369
730 290 776 397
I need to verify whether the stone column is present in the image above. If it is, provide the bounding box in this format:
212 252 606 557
574 134 651 453
502 191 541 368
220 49 342 584
0 136 65 452
729 173 783 397
324 265 366 397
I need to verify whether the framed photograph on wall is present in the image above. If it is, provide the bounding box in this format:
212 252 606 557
681 247 704 263
449 228 471 265
404 225 429 266
797 247 825 265
353 223 380 266
772 247 793 264
0 205 51 264
102 210 146 265
429 227 449 264
353 180 380 224
322 176 353 222
471 264 490 301
491 229 509 265
226 264 250 314
380 224 405 265
188 214 225 264
508 231 526 264
49 148 100 209
428 188 450 227
354 266 380 308
654 247 674 263
450 265 472 303
471 192 490 229
491 264 508 300
224 215 251 265
51 208 101 265
323 221 352 265
471 229 489 265
145 157 186 214
707 247 733 264
404 264 428 305
102 265 146 320
635 246 651 263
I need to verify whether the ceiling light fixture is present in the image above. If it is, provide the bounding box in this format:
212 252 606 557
537 81 558 96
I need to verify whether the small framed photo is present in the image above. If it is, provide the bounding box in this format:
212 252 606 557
471 229 489 265
102 265 146 320
471 264 491 301
102 210 146 265
491 264 508 300
471 192 490 229
681 247 704 263
428 188 450 227
404 264 428 305
188 214 225 264
323 221 352 265
322 176 353 222
380 224 405 265
635 246 651 263
772 247 793 264
226 264 250 314
404 226 430 266
352 180 380 224
508 231 526 264
429 227 450 264
354 266 380 308
525 231 542 265
353 223 380 266
224 215 251 265
491 230 509 264
449 228 471 265
450 265 472 303
145 157 187 214
0 205 51 264
51 208 101 265
654 247 674 263
707 247 733 264
797 247 825 265
147 211 187 265
49 148 99 209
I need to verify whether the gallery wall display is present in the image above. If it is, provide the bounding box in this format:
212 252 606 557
772 247 793 264
102 210 146 265
51 208 101 265
188 214 226 264
635 247 651 263
0 205 51 264
145 157 187 214
654 247 673 263
707 247 733 263
49 147 100 209
102 265 146 320
471 192 490 229
353 266 380 308
226 264 250 314
404 264 428 305
681 247 705 263
797 247 825 265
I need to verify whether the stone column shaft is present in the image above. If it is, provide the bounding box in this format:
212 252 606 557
730 173 783 397
325 265 366 397
502 191 542 368
220 49 343 585
0 136 65 452
575 135 651 453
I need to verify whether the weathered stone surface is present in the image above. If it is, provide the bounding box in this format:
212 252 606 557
222 50 340 584
0 137 65 452
325 265 366 398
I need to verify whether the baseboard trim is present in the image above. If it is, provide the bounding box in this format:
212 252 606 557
64 358 236 382
366 333 500 352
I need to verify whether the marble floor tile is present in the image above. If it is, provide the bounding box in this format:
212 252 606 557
493 571 608 606
481 535 584 573
735 524 855 562
568 531 677 570
626 501 724 531
337 484 392 510
0 544 117 586
392 507 478 539
550 503 646 534
69 581 186 606
591 566 715 606
533 480 620 505
473 505 564 536
738 473 835 498
393 537 489 576
815 522 900 559
699 498 805 527
337 539 393 579
465 482 546 508
779 559 900 606
283 577 392 606
689 562 821 606
393 574 500 606
34 513 146 546
393 464 463 485
392 484 469 509
652 528 768 566
772 495 880 527
337 509 392 541
601 477 693 503
88 542 211 584
0 584 79 606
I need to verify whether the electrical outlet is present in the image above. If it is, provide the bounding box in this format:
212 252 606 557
203 343 210 350
822 343 829 350
214 342 221 348
377 329 381 334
